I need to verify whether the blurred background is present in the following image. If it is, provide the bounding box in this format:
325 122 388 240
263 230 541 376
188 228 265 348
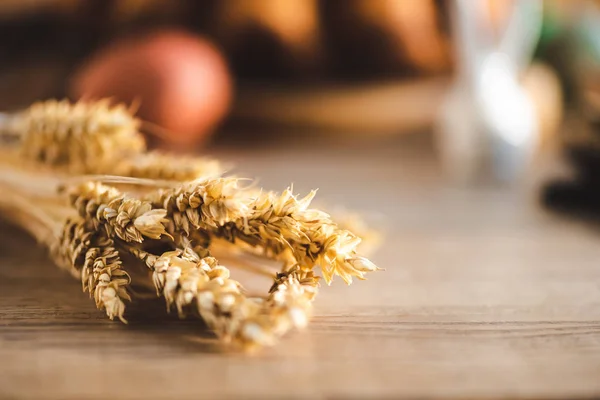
2 0 600 207
6 3 600 396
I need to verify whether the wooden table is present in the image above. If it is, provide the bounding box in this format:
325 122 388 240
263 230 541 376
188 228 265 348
1 138 600 399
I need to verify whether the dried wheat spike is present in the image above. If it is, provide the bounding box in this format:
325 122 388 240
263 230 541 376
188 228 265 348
147 180 377 284
127 242 315 349
12 99 145 172
235 265 317 348
52 218 131 323
83 235 131 323
112 151 223 182
3 98 224 182
246 190 373 283
219 188 378 284
68 181 170 243
51 218 95 278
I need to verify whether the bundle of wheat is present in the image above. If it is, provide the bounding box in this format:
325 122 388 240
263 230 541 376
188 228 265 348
0 99 379 350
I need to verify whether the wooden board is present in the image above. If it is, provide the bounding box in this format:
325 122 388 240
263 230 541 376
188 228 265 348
1 139 600 399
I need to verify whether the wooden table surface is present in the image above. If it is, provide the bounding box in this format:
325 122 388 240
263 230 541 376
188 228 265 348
1 138 600 399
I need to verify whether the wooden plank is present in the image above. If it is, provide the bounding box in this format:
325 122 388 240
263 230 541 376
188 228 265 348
1 140 600 399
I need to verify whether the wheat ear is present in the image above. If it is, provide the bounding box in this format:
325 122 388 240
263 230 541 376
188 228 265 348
52 218 131 323
126 242 317 349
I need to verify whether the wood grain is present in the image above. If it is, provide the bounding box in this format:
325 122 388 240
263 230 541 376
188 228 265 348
1 139 600 399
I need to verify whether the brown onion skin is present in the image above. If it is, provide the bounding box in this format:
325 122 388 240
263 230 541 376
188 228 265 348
69 30 233 148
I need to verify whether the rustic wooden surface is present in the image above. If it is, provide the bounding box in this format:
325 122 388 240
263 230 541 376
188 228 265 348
1 139 600 399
